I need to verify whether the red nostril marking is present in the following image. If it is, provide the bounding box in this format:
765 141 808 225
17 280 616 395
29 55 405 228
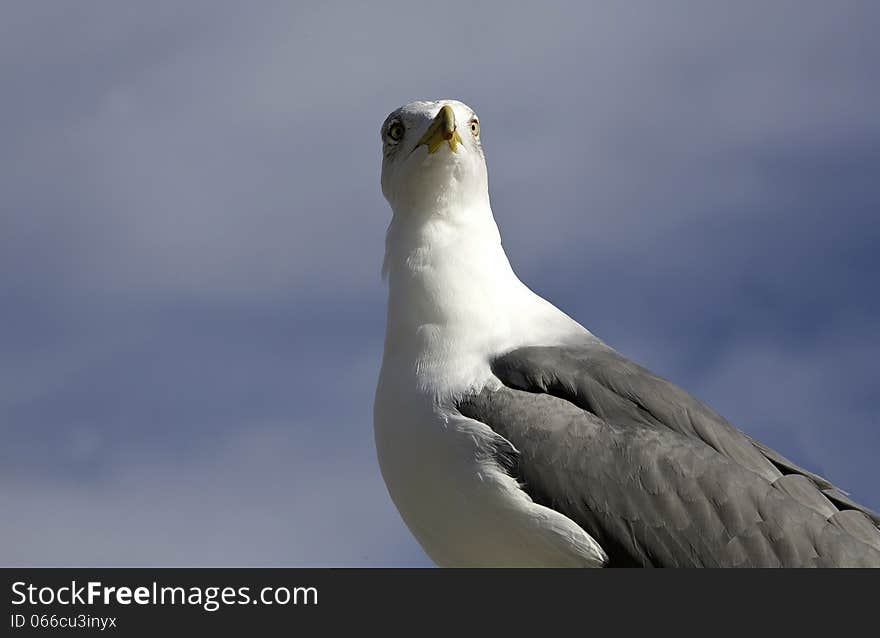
442 129 455 141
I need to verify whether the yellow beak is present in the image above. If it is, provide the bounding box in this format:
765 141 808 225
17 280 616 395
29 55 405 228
415 104 463 154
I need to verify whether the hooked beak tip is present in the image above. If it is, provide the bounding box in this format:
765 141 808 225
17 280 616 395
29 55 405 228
416 104 462 154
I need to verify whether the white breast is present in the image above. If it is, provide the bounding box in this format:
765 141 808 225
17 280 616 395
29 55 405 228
373 208 605 566
373 161 607 566
374 362 606 567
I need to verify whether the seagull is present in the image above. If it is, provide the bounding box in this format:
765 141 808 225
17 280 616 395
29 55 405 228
373 99 880 567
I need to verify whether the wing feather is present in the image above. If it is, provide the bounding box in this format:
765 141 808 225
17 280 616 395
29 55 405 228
456 342 880 567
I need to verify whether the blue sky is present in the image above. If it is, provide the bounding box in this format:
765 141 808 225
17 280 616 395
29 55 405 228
1 1 878 566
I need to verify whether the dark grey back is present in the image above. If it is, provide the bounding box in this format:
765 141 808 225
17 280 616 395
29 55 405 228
457 343 880 567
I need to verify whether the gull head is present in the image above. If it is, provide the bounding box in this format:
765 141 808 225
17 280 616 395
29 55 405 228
380 99 487 214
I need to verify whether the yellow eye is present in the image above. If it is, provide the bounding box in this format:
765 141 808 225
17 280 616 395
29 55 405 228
470 118 480 137
388 121 404 142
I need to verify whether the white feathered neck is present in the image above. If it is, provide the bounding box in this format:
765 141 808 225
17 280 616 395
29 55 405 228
381 198 588 396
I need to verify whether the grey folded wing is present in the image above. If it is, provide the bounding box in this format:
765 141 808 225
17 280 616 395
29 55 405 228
457 342 880 567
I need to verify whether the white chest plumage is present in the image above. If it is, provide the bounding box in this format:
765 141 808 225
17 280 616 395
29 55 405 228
374 352 605 568
374 215 604 567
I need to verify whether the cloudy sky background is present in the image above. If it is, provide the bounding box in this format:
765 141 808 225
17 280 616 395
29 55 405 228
2 1 878 566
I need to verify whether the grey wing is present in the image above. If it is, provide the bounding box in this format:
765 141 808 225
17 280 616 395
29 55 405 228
457 341 880 567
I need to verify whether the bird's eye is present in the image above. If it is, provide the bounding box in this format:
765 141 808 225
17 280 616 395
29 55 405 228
387 121 404 142
470 118 480 137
